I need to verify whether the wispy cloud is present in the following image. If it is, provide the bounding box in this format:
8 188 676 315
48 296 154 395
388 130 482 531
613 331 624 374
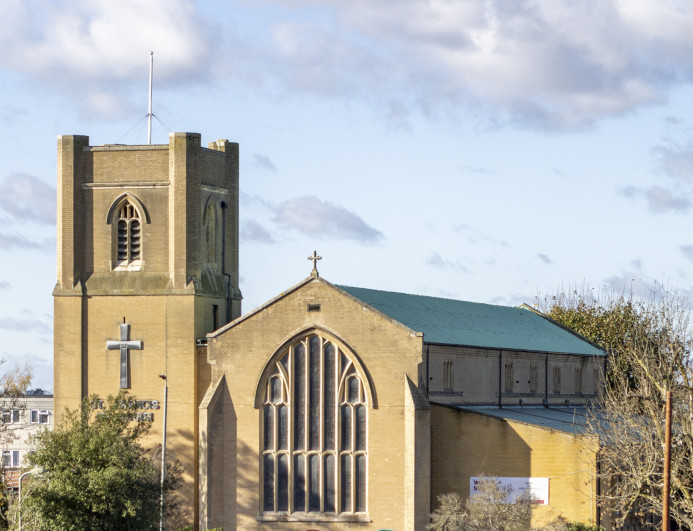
0 232 50 251
654 141 693 183
620 185 690 213
274 195 384 242
0 282 9 290
240 219 276 243
252 154 278 173
427 251 470 273
681 245 693 263
0 174 55 224
536 253 553 264
0 317 51 336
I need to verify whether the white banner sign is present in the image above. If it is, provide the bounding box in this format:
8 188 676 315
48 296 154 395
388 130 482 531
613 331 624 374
470 477 549 505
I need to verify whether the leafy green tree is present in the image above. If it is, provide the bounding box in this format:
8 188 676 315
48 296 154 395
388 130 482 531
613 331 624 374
428 477 534 531
539 286 693 529
20 392 181 531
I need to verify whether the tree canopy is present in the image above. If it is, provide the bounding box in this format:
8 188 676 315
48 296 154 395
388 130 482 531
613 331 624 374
20 392 181 531
540 286 693 528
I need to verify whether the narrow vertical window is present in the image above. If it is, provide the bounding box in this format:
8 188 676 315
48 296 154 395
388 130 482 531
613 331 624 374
553 366 562 394
261 334 369 518
575 366 583 394
504 363 514 393
203 200 217 271
529 364 539 393
443 360 454 392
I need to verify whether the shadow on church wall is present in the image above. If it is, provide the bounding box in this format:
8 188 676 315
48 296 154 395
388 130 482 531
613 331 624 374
430 405 531 504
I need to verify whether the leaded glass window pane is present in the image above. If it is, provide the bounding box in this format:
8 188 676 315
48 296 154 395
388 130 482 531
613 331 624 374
264 405 273 451
355 405 366 451
309 337 321 451
278 454 289 511
324 454 335 512
341 454 352 513
294 344 305 450
263 455 274 511
341 405 352 452
294 454 305 511
324 344 335 450
278 405 288 450
355 454 366 512
309 454 320 511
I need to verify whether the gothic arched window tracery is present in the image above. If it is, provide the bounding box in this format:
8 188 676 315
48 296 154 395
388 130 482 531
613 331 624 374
260 333 368 520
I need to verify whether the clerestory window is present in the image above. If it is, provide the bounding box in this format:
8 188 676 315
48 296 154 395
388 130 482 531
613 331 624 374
260 333 368 520
115 200 141 267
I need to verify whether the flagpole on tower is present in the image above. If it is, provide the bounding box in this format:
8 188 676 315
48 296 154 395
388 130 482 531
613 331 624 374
148 51 154 145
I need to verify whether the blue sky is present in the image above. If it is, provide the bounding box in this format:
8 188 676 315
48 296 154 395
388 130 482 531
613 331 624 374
2 0 693 390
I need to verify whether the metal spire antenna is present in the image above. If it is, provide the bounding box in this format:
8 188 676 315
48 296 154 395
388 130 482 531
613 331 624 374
147 51 154 145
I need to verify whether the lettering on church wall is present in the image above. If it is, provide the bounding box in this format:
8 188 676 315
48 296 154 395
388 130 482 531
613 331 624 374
91 398 160 422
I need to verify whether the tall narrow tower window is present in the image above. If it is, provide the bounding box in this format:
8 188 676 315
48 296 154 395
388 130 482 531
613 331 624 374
113 199 143 269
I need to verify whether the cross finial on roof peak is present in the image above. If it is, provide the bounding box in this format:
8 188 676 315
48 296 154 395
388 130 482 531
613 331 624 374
308 250 322 277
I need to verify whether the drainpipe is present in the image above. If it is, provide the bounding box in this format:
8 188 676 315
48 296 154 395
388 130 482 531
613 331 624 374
498 350 503 408
545 353 549 407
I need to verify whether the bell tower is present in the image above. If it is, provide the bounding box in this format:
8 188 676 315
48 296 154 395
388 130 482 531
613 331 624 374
53 132 241 523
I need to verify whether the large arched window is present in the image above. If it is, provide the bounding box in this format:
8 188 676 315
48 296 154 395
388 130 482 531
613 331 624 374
260 333 368 520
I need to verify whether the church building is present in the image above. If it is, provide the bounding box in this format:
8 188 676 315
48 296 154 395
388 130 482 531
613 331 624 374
53 133 606 530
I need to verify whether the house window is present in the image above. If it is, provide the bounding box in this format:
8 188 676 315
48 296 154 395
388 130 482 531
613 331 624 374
529 365 539 393
553 366 562 394
2 451 19 468
2 409 19 423
30 410 49 424
575 367 583 394
443 360 454 392
261 334 368 518
115 200 141 267
504 363 514 393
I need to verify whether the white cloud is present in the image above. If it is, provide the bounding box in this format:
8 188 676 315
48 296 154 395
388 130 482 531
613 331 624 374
0 174 56 224
0 0 217 115
274 195 384 242
255 0 693 128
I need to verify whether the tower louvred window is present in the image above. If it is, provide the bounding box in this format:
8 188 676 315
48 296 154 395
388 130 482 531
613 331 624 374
115 200 142 266
261 333 368 518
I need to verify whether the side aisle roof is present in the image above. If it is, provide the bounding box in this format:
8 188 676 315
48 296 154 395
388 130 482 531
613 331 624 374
337 285 605 357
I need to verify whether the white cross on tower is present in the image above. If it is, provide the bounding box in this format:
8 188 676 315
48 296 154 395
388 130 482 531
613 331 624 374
106 319 143 389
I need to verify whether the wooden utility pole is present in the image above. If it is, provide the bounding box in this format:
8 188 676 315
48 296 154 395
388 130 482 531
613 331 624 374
663 390 672 531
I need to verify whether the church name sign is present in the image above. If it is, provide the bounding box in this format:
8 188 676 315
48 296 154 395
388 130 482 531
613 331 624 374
470 477 549 505
92 398 160 422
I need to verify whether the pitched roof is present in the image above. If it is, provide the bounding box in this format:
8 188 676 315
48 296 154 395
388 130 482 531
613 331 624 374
336 285 604 356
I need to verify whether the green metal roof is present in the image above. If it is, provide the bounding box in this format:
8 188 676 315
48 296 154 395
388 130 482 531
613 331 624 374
336 285 605 356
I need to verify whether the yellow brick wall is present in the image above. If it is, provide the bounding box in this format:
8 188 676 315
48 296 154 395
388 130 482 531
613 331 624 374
200 278 430 530
54 132 241 528
430 405 599 527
